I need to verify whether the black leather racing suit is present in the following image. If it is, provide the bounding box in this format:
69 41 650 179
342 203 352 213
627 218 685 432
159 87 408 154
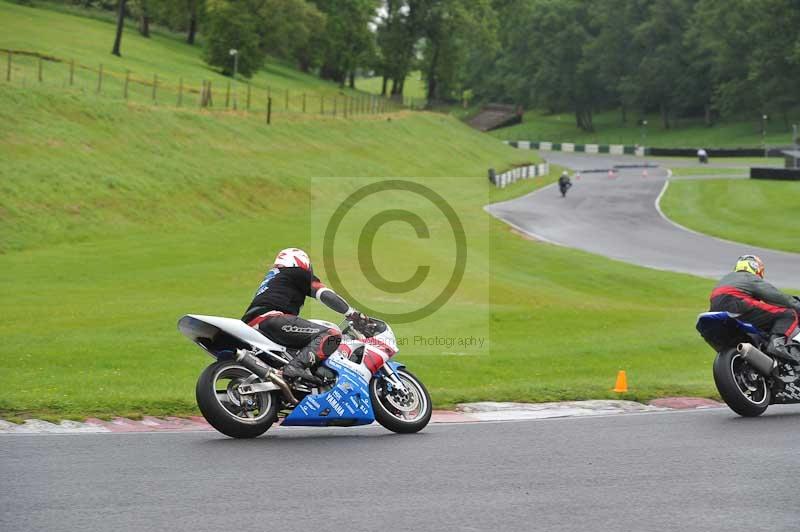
241 266 353 380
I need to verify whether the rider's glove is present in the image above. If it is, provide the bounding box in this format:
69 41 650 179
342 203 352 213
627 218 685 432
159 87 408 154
346 309 370 331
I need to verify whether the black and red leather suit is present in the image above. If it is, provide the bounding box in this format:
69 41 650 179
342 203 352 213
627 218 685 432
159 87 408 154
710 271 800 359
241 266 356 380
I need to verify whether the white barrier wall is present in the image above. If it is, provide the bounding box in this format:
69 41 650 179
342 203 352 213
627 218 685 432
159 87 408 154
609 145 624 155
493 162 551 188
562 143 575 152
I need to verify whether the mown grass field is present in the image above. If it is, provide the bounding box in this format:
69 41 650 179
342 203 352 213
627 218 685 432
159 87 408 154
660 179 800 253
0 82 722 421
491 109 798 148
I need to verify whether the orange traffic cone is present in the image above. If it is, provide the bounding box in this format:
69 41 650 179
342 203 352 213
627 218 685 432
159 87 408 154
575 172 581 180
642 168 648 178
613 370 628 393
608 169 615 179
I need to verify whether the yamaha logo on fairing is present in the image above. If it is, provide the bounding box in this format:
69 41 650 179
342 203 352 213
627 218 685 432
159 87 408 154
281 325 320 334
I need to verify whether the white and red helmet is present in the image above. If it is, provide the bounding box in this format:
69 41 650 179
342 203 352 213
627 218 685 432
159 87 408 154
274 248 312 271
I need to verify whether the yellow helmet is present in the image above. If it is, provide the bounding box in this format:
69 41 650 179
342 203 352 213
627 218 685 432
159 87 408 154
734 255 765 278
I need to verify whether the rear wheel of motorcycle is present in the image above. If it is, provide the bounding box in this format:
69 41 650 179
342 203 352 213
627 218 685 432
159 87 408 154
713 348 770 417
196 360 279 438
370 369 432 434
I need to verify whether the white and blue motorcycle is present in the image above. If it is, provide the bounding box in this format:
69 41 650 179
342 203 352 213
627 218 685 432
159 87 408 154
178 314 432 438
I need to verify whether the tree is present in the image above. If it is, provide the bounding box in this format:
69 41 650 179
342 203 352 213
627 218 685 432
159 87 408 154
629 0 696 129
375 0 422 97
131 0 151 37
255 0 326 71
313 0 378 86
204 0 263 76
417 0 498 104
111 0 127 56
187 0 199 44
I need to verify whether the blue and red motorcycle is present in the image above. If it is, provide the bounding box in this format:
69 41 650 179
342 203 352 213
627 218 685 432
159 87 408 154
178 313 432 438
696 302 800 417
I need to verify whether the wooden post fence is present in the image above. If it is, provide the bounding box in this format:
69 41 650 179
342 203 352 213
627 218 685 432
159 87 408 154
124 70 129 99
320 95 324 114
152 74 158 102
333 96 337 116
246 84 251 110
177 77 183 107
5 51 10 82
37 57 42 82
302 93 306 113
225 81 230 108
266 96 272 125
69 59 74 86
285 88 289 111
96 64 103 94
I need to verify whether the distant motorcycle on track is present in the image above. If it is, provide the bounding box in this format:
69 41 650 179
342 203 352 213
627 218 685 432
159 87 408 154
696 297 800 417
178 314 432 438
558 174 572 198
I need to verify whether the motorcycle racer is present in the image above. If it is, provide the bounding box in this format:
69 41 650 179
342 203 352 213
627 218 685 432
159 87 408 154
709 255 800 362
242 248 368 383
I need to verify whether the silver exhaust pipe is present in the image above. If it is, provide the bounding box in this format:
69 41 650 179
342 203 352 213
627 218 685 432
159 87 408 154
737 343 776 376
235 349 298 405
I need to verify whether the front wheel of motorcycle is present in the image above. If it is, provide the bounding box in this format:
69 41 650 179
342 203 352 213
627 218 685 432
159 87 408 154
713 348 770 417
196 360 279 438
370 368 432 434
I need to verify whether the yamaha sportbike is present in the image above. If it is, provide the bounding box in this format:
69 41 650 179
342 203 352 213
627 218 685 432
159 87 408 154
178 314 432 438
696 300 800 416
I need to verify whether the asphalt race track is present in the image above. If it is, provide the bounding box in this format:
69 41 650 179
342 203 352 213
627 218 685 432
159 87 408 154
2 406 799 532
486 152 799 289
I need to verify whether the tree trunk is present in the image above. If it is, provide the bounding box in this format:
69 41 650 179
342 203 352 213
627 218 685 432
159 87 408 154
620 105 627 124
381 76 387 96
390 77 399 95
425 44 440 103
661 102 670 129
584 109 595 133
398 77 405 95
111 0 127 57
139 14 150 38
348 71 355 89
187 0 197 45
704 103 712 127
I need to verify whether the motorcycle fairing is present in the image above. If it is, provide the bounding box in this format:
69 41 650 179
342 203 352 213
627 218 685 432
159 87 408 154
178 314 286 359
696 311 764 351
282 352 375 427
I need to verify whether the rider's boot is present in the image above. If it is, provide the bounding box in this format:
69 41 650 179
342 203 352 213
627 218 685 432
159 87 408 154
767 335 800 364
281 349 322 384
281 332 341 384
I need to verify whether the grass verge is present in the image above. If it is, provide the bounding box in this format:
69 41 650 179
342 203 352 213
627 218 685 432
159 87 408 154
660 178 800 253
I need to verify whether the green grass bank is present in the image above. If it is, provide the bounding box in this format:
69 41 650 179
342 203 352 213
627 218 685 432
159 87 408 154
660 179 800 254
0 81 722 420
